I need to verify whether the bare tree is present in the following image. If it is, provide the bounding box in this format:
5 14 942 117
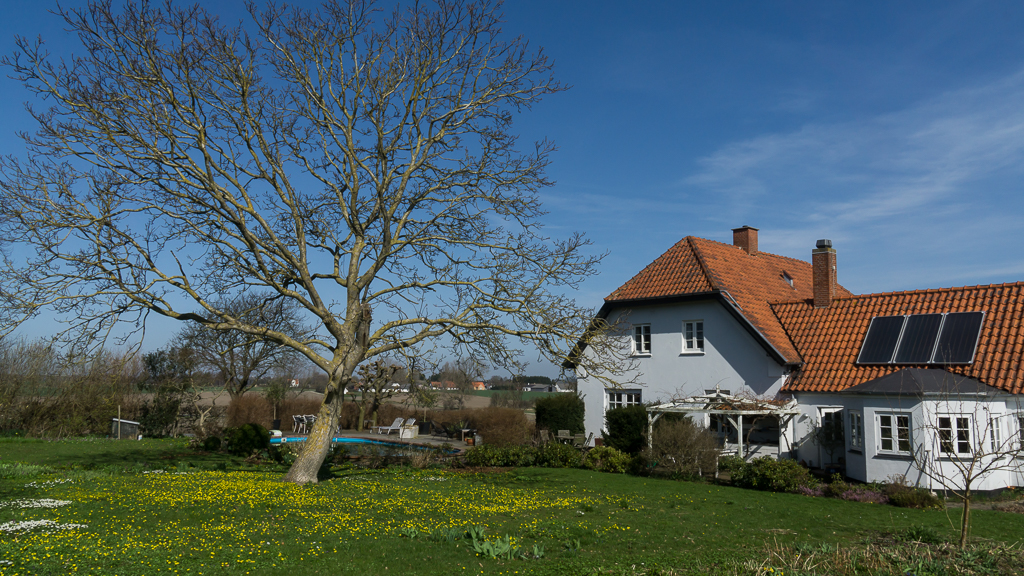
911 393 1024 548
355 359 400 430
176 293 307 399
0 0 605 483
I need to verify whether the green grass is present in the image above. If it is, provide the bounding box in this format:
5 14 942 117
1 439 1023 575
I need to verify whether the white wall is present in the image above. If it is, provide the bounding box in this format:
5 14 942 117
795 392 1024 492
578 298 788 443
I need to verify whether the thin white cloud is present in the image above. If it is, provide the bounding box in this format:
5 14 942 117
680 69 1024 292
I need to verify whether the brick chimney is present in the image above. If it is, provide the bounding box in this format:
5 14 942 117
812 239 837 308
732 226 759 255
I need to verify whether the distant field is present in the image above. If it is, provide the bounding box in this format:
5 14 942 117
3 438 1024 575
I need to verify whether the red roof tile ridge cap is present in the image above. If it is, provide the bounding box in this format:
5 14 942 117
688 236 719 291
690 236 813 266
826 280 1024 301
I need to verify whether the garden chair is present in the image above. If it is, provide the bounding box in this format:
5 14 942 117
440 423 459 440
556 430 571 443
374 417 404 435
427 421 447 438
572 432 593 448
292 415 306 434
539 429 551 444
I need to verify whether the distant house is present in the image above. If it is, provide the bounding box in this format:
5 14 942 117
524 383 566 393
472 381 486 391
572 226 1024 491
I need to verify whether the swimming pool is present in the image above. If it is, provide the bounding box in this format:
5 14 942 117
270 435 456 454
270 436 407 446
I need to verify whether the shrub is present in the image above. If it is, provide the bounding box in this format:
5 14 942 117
138 392 183 437
536 442 583 468
534 393 584 435
898 525 944 544
649 418 720 479
883 474 945 509
887 487 944 509
582 446 630 473
626 451 654 476
468 407 532 447
464 444 537 467
717 454 746 473
201 436 222 452
730 457 816 493
226 394 273 428
223 422 271 456
602 404 647 454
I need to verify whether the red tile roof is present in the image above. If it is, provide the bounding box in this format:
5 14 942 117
773 282 1024 394
606 236 853 364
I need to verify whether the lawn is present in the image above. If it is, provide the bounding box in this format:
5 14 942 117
2 438 1023 575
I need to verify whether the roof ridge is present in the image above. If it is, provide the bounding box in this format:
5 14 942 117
772 280 1024 308
690 236 814 266
688 236 719 291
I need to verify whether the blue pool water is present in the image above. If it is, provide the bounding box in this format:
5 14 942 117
270 436 406 446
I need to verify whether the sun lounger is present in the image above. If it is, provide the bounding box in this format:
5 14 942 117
374 417 404 435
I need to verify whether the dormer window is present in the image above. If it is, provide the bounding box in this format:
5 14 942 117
782 271 794 288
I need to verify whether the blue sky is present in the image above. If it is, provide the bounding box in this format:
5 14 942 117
3 1 1024 375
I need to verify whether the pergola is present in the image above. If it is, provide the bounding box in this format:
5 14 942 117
646 387 800 459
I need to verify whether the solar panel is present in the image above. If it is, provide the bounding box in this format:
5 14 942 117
857 315 906 364
893 313 943 364
931 311 985 364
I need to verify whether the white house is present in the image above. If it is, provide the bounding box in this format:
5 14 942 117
573 226 1024 492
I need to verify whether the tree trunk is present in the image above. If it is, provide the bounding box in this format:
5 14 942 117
281 385 342 484
960 492 971 548
357 404 366 432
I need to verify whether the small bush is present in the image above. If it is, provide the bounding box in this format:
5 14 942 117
888 488 944 509
582 446 630 473
602 404 647 454
223 422 271 456
649 418 720 479
823 474 888 504
731 457 816 493
536 442 583 468
717 454 746 473
200 436 222 452
534 393 584 435
898 525 944 544
464 444 537 467
884 474 944 509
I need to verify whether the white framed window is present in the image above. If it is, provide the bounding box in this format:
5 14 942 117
606 389 642 411
632 324 651 356
848 410 864 450
938 415 972 456
682 320 704 353
1016 413 1024 451
989 415 1003 452
877 413 911 454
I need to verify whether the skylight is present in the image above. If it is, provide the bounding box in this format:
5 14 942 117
856 312 985 365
